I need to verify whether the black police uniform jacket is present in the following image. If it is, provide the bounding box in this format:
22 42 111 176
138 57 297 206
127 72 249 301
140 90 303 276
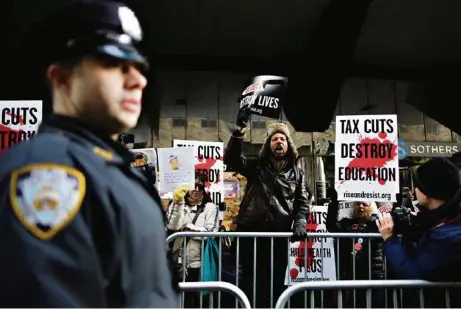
224 129 310 232
0 115 179 307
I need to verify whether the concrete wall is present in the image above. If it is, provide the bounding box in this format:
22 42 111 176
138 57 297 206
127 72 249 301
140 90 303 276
132 71 460 151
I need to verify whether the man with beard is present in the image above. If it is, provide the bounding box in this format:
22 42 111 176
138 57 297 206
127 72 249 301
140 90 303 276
224 106 310 308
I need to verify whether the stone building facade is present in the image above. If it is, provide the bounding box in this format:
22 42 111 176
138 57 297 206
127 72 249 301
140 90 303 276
133 71 460 197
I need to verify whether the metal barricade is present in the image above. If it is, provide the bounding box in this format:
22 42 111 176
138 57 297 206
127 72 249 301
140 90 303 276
167 231 385 308
275 280 461 308
179 281 251 309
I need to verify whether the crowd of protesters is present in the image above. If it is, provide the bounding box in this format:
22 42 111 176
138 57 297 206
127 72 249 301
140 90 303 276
168 104 461 308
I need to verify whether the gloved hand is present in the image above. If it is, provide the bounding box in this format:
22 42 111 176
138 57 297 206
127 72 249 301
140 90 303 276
236 105 252 129
290 223 308 243
173 184 190 203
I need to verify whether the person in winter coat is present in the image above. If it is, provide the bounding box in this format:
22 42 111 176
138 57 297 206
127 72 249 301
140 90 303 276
326 196 385 308
377 158 461 308
166 175 219 308
224 106 310 308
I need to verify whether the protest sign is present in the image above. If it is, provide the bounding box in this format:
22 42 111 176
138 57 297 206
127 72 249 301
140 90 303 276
0 101 42 153
337 201 379 220
238 75 287 120
130 148 157 189
338 201 355 220
173 140 224 204
334 115 399 202
130 148 157 168
377 202 392 214
157 147 195 193
224 182 239 198
285 205 336 285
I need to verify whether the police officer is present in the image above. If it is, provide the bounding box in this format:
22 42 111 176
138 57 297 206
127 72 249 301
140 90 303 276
0 1 179 307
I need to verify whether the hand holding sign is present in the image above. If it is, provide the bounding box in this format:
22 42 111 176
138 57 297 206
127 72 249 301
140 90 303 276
236 105 251 130
173 184 190 203
291 223 308 242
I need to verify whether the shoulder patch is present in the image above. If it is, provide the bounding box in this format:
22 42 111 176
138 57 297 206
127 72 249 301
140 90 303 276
9 163 86 240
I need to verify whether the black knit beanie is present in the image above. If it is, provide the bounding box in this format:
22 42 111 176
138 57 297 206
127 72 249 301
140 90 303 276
415 158 460 201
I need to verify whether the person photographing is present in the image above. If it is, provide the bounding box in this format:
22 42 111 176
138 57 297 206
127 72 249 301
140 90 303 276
376 158 461 307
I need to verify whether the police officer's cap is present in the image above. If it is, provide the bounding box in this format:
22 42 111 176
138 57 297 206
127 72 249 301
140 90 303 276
23 0 147 69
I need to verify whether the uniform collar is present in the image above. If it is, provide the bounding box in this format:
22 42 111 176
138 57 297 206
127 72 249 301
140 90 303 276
39 114 134 165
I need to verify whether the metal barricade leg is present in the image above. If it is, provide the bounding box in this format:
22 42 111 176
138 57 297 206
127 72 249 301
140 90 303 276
179 282 251 309
274 280 461 309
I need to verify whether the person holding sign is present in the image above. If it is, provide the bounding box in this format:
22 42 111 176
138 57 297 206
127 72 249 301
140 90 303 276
224 106 310 308
326 191 385 308
166 174 219 308
0 1 178 307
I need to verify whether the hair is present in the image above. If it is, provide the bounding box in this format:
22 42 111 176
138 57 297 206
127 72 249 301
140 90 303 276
353 201 378 214
45 56 83 94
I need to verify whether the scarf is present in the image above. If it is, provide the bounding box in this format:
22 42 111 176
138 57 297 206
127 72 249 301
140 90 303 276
187 193 203 207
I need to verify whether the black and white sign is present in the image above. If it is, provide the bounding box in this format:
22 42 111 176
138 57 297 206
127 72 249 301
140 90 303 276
0 101 42 153
238 75 288 120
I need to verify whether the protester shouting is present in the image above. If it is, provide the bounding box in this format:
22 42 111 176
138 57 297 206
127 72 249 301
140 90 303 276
224 106 310 308
326 195 385 308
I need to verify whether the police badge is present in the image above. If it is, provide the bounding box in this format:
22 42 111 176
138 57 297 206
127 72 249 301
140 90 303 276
9 164 86 240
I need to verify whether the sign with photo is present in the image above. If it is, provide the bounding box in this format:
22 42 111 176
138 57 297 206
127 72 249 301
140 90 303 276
157 147 195 193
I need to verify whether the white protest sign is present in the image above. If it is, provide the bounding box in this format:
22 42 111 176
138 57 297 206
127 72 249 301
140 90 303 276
173 140 224 204
337 201 379 221
157 147 195 193
0 101 42 153
285 205 337 285
334 115 399 202
338 201 355 220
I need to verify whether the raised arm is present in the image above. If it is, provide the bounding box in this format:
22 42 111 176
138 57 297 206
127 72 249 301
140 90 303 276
224 106 257 177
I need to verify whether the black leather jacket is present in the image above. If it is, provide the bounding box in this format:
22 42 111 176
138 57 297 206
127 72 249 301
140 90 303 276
224 131 310 232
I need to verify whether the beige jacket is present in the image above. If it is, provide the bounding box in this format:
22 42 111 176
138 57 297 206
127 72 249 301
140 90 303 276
166 200 219 268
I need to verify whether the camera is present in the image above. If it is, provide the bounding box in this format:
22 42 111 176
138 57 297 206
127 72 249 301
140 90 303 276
372 207 415 235
391 206 414 234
